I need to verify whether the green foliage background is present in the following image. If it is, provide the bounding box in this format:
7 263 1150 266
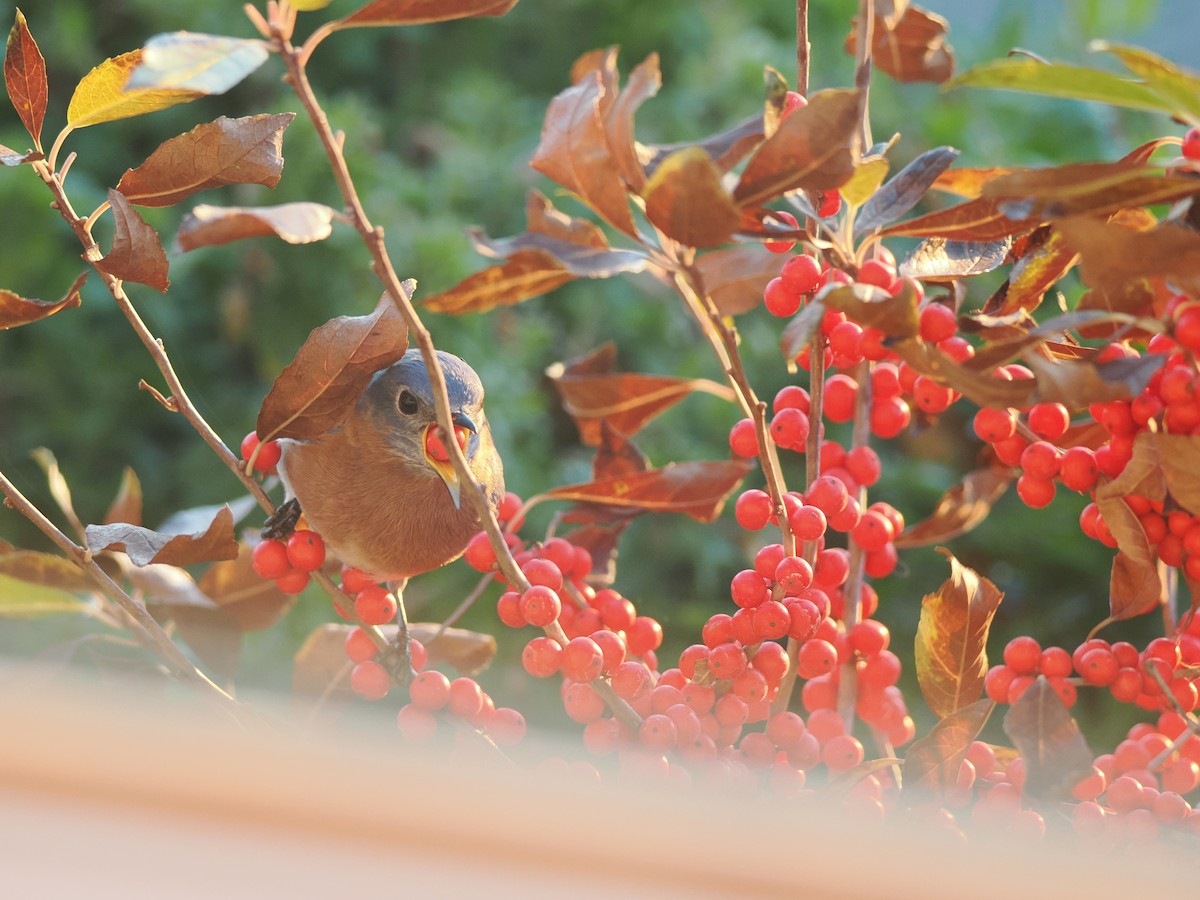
0 0 1190 735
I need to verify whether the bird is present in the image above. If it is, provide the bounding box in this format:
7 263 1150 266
276 348 505 584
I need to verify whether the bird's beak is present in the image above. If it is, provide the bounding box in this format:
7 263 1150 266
423 413 477 509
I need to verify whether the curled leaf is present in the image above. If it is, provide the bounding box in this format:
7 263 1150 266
854 145 959 233
127 32 269 95
1156 434 1200 515
257 291 410 442
336 0 519 28
0 272 85 330
422 250 573 315
847 3 955 84
84 505 238 567
116 113 296 208
96 190 170 291
178 202 336 250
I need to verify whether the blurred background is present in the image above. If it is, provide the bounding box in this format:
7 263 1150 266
0 0 1194 744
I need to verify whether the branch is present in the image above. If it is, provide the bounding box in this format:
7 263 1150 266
796 0 810 96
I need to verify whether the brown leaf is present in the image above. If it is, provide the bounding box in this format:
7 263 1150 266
983 227 1079 317
543 459 752 523
879 195 1040 241
931 166 1014 199
422 250 574 315
903 699 994 795
1096 443 1163 622
530 69 636 237
198 543 294 631
0 143 38 165
1057 217 1200 298
561 523 627 586
1003 676 1094 800
4 9 47 146
0 550 93 592
1024 353 1164 408
412 623 498 675
981 162 1200 220
732 89 861 208
0 272 85 330
131 564 219 610
642 147 740 248
855 145 960 234
820 279 921 339
115 113 296 208
1157 434 1200 515
607 53 660 192
895 466 1011 548
899 236 1011 280
915 549 1003 718
84 505 238 567
848 4 954 84
695 245 784 317
257 291 410 442
640 114 764 179
336 0 519 28
96 190 170 291
1096 431 1165 504
546 344 734 446
178 202 336 251
892 339 1034 409
103 467 143 527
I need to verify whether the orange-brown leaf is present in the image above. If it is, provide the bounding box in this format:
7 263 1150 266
531 69 636 237
733 89 861 207
422 250 574 315
879 195 1040 241
0 272 84 330
930 166 1014 199
695 245 785 316
1096 442 1163 622
336 0 519 28
178 202 335 250
848 4 955 84
1057 217 1200 298
980 162 1200 218
102 467 143 527
607 53 660 192
198 543 294 632
983 227 1079 316
894 466 1011 548
0 550 94 592
85 505 238 567
544 459 752 523
903 699 994 795
1003 676 1094 800
820 279 921 339
115 113 295 208
4 9 47 146
257 291 410 442
96 190 170 291
915 549 1003 718
1156 434 1200 515
640 114 764 179
643 147 739 248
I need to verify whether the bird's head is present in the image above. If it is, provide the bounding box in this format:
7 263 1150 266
359 349 487 509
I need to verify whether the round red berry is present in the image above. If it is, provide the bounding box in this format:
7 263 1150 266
350 660 390 701
729 418 759 457
355 585 398 626
240 431 281 473
519 584 562 627
286 529 325 573
780 254 822 295
251 539 291 580
274 569 310 594
764 211 799 254
763 276 803 316
919 303 957 343
561 636 605 682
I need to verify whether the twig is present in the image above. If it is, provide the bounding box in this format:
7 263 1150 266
796 0 810 96
853 0 875 149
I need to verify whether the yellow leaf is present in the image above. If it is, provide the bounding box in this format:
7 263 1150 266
841 157 890 207
66 50 202 129
291 0 335 8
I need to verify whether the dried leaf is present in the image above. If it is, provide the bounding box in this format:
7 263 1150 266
84 505 238 567
696 245 785 317
930 166 1014 199
178 202 336 250
732 89 861 207
983 227 1079 316
0 550 93 592
899 236 1011 280
903 699 994 795
1024 353 1164 408
258 291 410 442
116 113 296 208
915 549 1003 718
128 32 269 95
0 272 84 330
949 58 1173 116
422 250 573 315
0 573 92 619
66 50 202 128
895 466 1011 548
607 53 660 192
5 9 47 146
854 146 959 233
892 339 1033 409
1057 217 1200 298
642 147 739 248
820 279 921 339
981 163 1200 221
1003 676 1094 800
640 114 764 179
31 447 83 538
336 0 519 28
546 344 734 446
103 466 143 527
156 495 261 538
1156 434 1200 515
848 4 955 84
131 564 219 610
0 144 37 165
96 189 169 291
531 68 636 237
1095 449 1162 623
198 543 294 631
879 195 1039 242
589 419 652 482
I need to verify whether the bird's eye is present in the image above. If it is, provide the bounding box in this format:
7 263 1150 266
397 389 419 415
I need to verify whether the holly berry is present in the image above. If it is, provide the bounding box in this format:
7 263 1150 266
355 585 398 626
1183 127 1200 161
350 660 390 701
780 254 823 295
765 211 800 253
286 529 325 573
274 569 310 595
919 303 957 343
251 539 290 580
240 431 281 474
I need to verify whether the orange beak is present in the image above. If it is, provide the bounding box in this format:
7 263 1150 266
423 415 475 508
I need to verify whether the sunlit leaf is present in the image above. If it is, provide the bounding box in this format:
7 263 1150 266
1057 216 1200 298
1096 41 1200 126
983 227 1079 316
1156 434 1200 516
258 291 410 442
899 236 1010 280
840 156 890 208
116 113 296 208
84 505 238 567
0 272 84 330
949 58 1172 115
96 190 170 291
336 0 519 28
895 466 1011 548
178 202 336 250
66 50 202 128
930 165 1014 199
0 143 38 165
4 9 47 147
696 245 784 317
606 52 660 192
642 147 739 248
847 4 955 84
915 549 1003 718
127 32 269 95
1003 676 1094 800
732 89 860 207
903 699 993 795
855 146 959 233
422 250 574 315
291 0 336 9
0 573 91 619
640 114 764 179
820 279 921 339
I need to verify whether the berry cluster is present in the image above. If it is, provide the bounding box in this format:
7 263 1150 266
251 528 326 594
240 430 282 475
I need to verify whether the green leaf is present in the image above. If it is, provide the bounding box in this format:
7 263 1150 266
1096 42 1200 126
949 59 1174 115
127 33 269 95
0 572 91 618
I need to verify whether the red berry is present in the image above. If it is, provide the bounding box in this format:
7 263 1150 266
1026 402 1069 441
857 259 895 289
1016 474 1055 509
729 418 759 457
1060 446 1098 492
730 568 770 609
409 670 451 711
626 616 663 656
823 734 864 773
286 529 325 573
735 489 773 530
341 565 379 594
763 276 803 317
780 254 822 295
522 636 563 678
870 396 911 438
823 374 859 422
488 708 526 746
1004 636 1042 675
355 585 398 626
240 431 281 473
789 504 828 541
973 406 1017 443
850 509 894 552
797 638 838 679
919 303 957 343
350 660 390 701
519 584 562 627
817 189 842 218
844 446 881 487
770 407 810 450
774 555 814 594
1183 127 1200 161
251 539 291 580
447 677 485 719
765 211 800 253
274 569 310 594
344 627 378 664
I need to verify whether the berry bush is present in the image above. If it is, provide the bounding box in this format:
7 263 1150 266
3 0 1200 856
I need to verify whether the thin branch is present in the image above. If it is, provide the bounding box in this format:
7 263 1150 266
853 0 876 149
796 0 811 96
